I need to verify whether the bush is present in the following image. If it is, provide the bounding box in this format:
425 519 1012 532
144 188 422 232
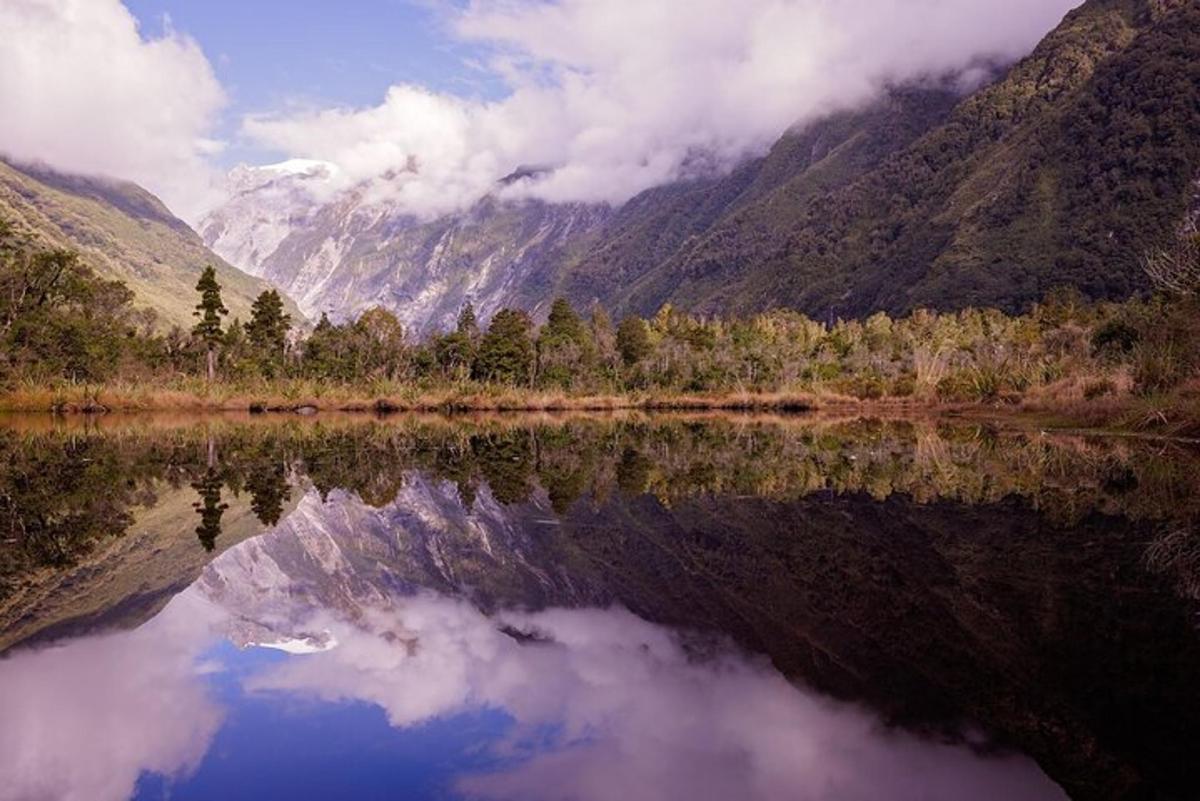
1091 320 1140 359
842 372 887 400
936 372 977 402
891 374 917 398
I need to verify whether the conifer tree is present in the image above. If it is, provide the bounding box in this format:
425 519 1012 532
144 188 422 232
474 308 535 385
246 289 292 376
457 302 479 339
537 297 593 388
192 266 228 382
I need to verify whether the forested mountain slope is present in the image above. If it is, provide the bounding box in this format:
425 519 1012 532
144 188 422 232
615 0 1200 318
0 159 299 329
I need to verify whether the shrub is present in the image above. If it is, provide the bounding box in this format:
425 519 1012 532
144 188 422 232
1091 320 1140 359
936 372 977 402
891 374 917 398
842 372 887 400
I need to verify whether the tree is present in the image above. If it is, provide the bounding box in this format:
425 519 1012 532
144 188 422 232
0 226 142 383
474 308 535 385
435 331 475 379
353 306 407 380
246 289 292 375
537 297 594 388
457 302 479 339
192 266 228 382
246 463 290 526
192 468 228 552
616 315 652 367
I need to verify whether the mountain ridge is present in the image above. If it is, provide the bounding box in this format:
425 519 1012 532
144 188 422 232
0 158 301 330
201 0 1200 332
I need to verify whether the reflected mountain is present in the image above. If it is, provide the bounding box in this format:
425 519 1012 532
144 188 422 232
0 414 1198 800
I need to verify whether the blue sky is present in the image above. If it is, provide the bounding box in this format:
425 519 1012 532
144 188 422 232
123 0 505 166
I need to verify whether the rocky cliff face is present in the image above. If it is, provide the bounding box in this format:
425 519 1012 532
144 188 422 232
203 164 612 334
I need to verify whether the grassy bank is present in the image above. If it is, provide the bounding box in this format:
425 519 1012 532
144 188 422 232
4 377 1199 438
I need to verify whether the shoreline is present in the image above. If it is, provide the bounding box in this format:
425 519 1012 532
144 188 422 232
2 383 1197 440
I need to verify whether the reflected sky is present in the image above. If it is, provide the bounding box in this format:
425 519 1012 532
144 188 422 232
5 414 1198 800
0 505 1066 801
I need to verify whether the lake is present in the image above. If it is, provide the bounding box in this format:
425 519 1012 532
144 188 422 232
0 412 1197 801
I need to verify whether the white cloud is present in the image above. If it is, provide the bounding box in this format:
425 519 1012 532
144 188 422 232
0 592 225 801
0 0 1083 223
0 0 225 221
241 0 1082 218
239 596 1066 801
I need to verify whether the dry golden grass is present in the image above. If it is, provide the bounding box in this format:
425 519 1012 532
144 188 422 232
3 375 1199 439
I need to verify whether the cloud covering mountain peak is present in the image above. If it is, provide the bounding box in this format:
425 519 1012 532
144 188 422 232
0 0 1082 222
237 0 1084 217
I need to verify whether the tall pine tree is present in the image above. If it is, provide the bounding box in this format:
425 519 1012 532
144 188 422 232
192 266 228 382
246 289 292 377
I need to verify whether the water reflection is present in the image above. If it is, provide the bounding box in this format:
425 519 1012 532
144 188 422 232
0 582 1064 801
0 413 1197 801
0 593 224 801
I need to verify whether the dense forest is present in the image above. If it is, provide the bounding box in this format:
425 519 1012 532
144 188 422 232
2 217 1198 423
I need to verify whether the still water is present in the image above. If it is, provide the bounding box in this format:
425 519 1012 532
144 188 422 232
0 413 1197 801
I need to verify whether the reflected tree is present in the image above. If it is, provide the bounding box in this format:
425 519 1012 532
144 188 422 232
246 463 291 527
192 469 228 553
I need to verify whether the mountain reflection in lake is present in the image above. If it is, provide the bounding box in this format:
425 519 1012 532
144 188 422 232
0 414 1198 801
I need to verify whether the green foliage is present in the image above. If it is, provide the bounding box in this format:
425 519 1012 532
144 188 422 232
537 298 594 389
1092 319 1141 358
191 468 228 553
2 224 1197 409
602 2 1200 321
191 266 228 345
475 308 535 385
245 289 292 376
616 315 652 367
300 307 408 382
0 224 153 383
456 302 479 338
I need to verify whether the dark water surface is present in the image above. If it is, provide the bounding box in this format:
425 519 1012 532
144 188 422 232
1 413 1198 801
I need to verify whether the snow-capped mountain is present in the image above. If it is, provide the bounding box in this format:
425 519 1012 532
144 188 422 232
200 162 612 333
196 477 597 632
199 159 341 285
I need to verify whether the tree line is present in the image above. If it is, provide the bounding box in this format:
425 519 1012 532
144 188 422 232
2 217 1199 404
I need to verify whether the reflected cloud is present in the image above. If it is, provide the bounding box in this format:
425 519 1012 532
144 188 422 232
0 593 224 801
235 594 1065 801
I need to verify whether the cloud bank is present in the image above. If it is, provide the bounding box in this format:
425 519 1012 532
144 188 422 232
239 596 1065 801
0 592 224 801
0 0 1082 222
242 0 1083 218
0 0 226 221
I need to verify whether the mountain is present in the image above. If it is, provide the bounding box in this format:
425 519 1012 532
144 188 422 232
196 457 1200 801
202 85 957 333
0 479 283 653
202 0 1200 330
0 158 300 329
620 0 1200 318
205 172 610 333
